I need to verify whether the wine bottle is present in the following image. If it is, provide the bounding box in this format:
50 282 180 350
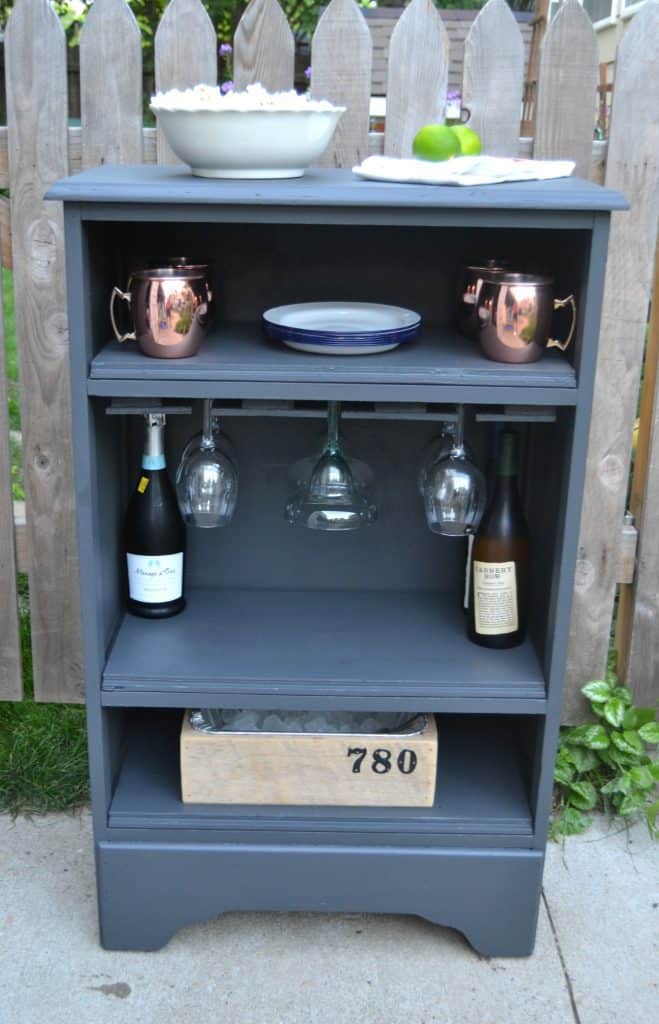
468 431 529 649
124 413 186 619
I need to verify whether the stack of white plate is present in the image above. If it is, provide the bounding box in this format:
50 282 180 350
262 301 422 355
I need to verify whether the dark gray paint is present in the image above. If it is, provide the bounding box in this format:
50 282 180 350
96 840 544 957
87 218 589 352
532 213 613 844
88 377 581 406
103 589 546 703
58 168 618 956
47 164 627 212
110 712 535 838
91 325 578 388
101 690 548 715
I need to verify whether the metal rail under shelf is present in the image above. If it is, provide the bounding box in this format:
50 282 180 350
104 398 557 424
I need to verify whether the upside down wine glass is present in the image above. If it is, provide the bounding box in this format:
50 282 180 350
417 422 456 495
422 405 486 537
285 401 377 531
176 399 238 528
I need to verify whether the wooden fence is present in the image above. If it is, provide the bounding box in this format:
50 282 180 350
366 7 534 96
0 0 657 719
0 8 534 119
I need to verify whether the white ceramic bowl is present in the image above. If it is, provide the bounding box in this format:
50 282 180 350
153 108 345 179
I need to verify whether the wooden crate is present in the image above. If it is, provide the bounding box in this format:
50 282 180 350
180 712 438 806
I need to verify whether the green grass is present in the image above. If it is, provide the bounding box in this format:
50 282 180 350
2 275 88 812
0 575 90 815
10 433 23 501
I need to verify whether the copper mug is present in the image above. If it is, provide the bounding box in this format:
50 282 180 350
110 260 213 358
457 260 510 339
475 273 576 364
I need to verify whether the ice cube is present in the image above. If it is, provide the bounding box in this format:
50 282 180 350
232 713 255 731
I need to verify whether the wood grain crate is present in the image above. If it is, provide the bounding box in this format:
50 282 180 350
180 712 438 806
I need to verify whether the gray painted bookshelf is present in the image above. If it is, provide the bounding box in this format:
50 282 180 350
50 165 625 956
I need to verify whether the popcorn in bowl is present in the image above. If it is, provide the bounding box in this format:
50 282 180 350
150 83 345 179
150 82 344 115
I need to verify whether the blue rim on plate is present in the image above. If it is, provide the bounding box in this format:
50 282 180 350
262 301 422 351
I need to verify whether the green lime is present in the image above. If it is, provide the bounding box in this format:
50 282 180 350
449 125 482 156
412 124 461 162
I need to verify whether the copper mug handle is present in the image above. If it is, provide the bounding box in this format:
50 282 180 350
110 285 136 343
547 294 576 352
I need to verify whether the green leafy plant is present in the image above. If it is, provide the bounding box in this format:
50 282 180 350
551 667 659 841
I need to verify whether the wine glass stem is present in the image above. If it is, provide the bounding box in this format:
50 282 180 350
326 401 341 454
454 405 465 449
201 399 214 449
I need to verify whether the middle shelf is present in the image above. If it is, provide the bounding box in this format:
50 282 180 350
102 588 547 711
87 324 579 404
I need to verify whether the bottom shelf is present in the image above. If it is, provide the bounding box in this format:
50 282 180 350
108 711 537 840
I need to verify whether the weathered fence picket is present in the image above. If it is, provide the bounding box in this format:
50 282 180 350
311 0 372 168
462 0 524 158
80 0 143 170
234 0 294 93
0 270 21 701
154 0 217 164
614 252 658 689
618 250 659 705
565 0 659 719
384 0 448 159
5 0 83 702
534 0 599 180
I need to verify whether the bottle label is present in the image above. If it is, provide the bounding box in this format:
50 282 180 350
473 560 518 636
127 553 183 604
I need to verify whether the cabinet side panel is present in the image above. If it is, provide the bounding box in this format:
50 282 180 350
65 209 121 829
533 215 612 836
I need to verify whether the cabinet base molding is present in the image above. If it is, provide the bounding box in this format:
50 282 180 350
97 840 544 957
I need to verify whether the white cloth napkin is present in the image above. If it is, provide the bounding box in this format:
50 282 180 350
352 154 576 187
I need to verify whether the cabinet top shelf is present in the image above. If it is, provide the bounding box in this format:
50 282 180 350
48 165 627 213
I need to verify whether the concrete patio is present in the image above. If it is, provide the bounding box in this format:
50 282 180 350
1 811 656 1024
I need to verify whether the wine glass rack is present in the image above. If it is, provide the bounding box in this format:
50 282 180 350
49 165 626 956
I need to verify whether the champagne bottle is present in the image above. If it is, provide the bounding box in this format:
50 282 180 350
468 431 529 649
124 413 186 619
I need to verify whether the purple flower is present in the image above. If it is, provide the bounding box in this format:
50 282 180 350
304 66 312 80
220 80 234 94
447 89 461 102
219 43 233 57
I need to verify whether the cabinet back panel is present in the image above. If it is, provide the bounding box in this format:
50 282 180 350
119 409 565 636
125 411 467 594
